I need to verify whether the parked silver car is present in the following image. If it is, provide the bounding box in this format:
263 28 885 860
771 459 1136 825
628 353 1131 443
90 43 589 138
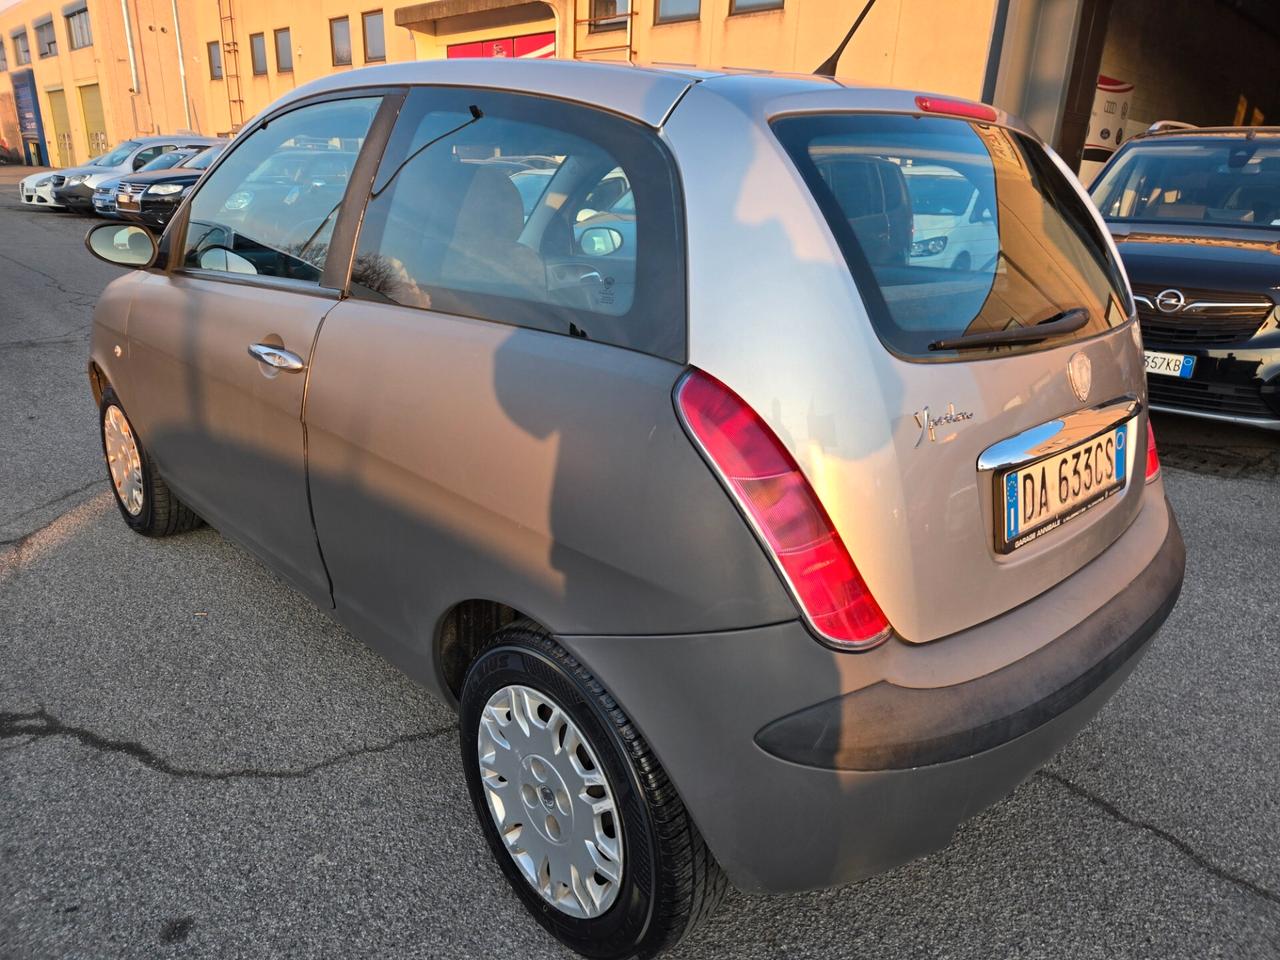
84 60 1185 958
19 135 222 213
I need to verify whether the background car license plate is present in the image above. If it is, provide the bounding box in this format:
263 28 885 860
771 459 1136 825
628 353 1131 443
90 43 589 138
1144 350 1195 378
1000 425 1128 553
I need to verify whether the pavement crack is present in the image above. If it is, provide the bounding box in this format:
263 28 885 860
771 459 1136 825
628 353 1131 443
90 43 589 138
1037 769 1280 908
0 708 458 781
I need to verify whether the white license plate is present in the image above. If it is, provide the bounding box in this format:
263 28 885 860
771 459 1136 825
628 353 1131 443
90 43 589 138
999 423 1130 553
116 193 138 209
1144 350 1195 378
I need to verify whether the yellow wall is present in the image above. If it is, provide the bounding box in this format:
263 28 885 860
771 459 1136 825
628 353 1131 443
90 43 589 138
192 1 418 136
400 0 998 101
1 0 1002 170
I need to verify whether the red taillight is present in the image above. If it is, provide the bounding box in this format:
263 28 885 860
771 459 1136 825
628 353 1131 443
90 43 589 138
1145 420 1161 481
676 369 891 650
914 95 998 123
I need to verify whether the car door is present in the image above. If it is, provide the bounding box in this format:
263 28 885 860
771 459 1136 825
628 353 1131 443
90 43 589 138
301 86 772 683
124 93 389 603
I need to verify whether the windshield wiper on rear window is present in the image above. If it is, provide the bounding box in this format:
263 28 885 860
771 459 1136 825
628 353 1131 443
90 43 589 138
928 307 1090 352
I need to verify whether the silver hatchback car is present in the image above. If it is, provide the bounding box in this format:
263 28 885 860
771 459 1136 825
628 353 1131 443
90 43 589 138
85 60 1185 958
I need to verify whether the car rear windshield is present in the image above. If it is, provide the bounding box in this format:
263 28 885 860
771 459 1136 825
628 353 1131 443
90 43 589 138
773 114 1130 359
1091 139 1280 230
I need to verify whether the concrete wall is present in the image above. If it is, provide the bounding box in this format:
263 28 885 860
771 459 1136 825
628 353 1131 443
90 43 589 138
1099 0 1280 128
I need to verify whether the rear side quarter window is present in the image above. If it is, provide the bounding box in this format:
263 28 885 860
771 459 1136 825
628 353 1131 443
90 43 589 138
348 86 687 362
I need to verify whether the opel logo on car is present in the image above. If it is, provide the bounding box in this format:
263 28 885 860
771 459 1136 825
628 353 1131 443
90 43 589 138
1068 352 1092 403
1154 288 1186 314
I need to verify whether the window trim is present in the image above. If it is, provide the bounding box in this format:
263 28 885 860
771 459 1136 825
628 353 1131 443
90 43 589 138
163 88 407 298
329 16 352 66
361 9 386 63
588 0 629 32
653 0 700 24
34 18 57 59
273 27 292 73
249 31 268 75
346 85 689 363
207 40 223 80
727 0 784 14
65 7 92 50
12 30 32 66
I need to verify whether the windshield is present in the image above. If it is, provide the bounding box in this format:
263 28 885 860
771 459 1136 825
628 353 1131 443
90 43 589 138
1091 139 1280 229
774 114 1130 359
140 151 193 172
184 146 222 170
95 141 140 167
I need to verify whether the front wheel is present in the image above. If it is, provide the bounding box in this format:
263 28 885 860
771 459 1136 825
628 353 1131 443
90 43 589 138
460 624 726 959
99 389 202 537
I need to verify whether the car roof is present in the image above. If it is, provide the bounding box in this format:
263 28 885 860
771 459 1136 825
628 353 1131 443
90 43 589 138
1129 126 1280 144
269 59 845 129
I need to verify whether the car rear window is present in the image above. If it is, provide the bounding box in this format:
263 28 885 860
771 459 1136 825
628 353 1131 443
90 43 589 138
773 114 1131 359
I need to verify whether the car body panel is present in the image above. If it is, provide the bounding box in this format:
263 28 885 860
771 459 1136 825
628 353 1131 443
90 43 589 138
665 81 1150 644
561 481 1181 892
122 272 334 603
304 300 796 694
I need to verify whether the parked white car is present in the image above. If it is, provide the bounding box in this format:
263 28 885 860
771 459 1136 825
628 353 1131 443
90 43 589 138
19 135 221 213
904 163 999 270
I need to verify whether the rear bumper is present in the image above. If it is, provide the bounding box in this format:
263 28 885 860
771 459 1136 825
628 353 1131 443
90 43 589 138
560 486 1184 894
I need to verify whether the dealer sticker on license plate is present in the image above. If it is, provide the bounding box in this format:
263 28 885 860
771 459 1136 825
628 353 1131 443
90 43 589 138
1143 350 1195 378
1000 423 1130 553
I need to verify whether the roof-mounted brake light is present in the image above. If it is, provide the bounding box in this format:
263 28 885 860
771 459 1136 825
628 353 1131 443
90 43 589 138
914 96 998 124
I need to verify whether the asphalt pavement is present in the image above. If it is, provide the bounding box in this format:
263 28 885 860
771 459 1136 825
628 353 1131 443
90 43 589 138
2 165 1278 960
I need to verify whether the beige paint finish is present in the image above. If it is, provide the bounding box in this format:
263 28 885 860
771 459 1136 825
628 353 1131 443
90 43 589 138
668 79 1148 643
123 272 334 602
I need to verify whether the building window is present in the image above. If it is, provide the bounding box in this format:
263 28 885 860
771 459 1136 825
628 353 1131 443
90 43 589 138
362 10 385 62
66 7 92 49
13 31 31 65
207 40 223 79
250 32 267 75
590 0 628 31
274 28 292 72
0 39 8 71
330 17 352 66
655 0 698 21
34 20 57 58
730 0 783 11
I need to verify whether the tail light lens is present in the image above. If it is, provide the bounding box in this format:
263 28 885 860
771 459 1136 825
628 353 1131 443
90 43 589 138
676 369 891 650
1145 420 1161 481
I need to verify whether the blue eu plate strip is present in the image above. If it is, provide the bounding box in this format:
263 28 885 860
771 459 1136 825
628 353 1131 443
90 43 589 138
1179 356 1196 379
1005 471 1020 541
1115 426 1127 483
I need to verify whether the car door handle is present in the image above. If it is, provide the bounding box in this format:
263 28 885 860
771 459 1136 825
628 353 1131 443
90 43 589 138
248 342 306 372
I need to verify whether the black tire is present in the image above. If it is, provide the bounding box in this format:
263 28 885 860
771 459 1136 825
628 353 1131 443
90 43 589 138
99 388 202 537
460 623 726 959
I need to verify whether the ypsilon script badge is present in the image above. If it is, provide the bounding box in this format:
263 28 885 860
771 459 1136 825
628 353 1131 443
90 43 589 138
914 403 974 446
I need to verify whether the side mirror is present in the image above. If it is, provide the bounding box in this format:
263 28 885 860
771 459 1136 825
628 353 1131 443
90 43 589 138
580 227 623 257
84 223 158 268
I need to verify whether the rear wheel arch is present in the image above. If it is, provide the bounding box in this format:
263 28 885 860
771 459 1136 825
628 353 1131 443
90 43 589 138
434 598 537 702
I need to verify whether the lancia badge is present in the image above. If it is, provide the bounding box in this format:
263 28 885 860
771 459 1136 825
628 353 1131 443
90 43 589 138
1068 352 1092 403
